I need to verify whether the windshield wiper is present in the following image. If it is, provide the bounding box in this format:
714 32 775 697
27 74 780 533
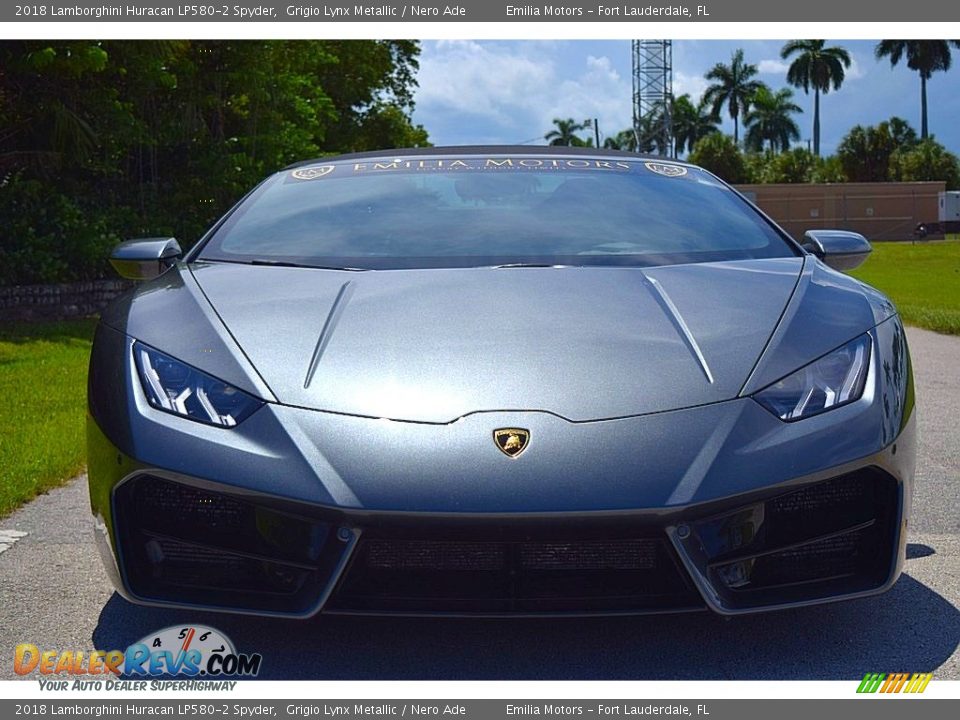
247 259 369 271
489 262 572 269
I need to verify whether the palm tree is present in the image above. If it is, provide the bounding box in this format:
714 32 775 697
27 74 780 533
780 40 851 157
887 116 918 149
744 87 803 153
637 110 676 155
603 130 638 152
836 122 899 182
703 49 765 146
671 94 720 156
544 117 588 146
875 40 960 139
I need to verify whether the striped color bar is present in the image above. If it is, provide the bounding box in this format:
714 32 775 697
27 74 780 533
857 672 933 693
905 673 934 693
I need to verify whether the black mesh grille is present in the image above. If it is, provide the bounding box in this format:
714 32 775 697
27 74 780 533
363 539 660 572
330 535 701 614
143 534 309 594
765 473 876 544
770 478 868 514
134 480 244 529
366 541 505 571
519 540 657 571
750 531 863 585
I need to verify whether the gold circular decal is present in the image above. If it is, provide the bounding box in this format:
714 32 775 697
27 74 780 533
644 162 688 178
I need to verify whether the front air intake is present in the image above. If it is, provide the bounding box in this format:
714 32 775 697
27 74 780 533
689 468 899 609
113 475 347 614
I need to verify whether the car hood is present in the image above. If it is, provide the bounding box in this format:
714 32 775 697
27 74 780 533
186 258 804 423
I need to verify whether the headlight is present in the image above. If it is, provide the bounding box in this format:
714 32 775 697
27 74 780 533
754 334 871 421
134 343 263 427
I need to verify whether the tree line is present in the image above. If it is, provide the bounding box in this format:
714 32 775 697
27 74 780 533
0 40 429 286
545 40 960 187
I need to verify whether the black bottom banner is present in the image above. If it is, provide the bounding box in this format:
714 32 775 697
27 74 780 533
1 700 956 720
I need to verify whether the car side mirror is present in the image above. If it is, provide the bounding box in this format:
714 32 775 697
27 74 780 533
801 230 872 272
109 237 182 280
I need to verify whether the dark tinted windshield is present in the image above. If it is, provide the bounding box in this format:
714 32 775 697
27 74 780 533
199 155 797 269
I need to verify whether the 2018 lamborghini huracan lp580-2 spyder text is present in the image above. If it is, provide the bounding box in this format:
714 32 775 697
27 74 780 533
87 147 915 617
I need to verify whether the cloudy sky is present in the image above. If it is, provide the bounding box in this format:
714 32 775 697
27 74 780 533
411 40 960 155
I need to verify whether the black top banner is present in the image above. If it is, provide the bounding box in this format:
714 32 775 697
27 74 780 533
5 0 958 22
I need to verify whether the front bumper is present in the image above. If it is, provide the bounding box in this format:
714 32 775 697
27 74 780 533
94 463 905 617
87 316 916 617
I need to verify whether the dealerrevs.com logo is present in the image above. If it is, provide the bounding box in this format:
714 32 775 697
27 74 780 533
14 625 262 680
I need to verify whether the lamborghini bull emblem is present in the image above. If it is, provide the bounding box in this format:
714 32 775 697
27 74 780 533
494 428 530 458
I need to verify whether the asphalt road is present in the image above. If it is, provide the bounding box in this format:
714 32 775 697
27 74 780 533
1 326 958 681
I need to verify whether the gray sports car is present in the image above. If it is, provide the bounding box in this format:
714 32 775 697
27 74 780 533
87 147 915 617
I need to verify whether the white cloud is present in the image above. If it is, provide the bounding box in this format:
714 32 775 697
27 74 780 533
415 40 555 127
673 71 709 102
758 59 790 74
415 43 635 144
845 54 866 81
546 55 634 140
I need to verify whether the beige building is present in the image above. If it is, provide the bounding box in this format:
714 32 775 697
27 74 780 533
734 182 946 241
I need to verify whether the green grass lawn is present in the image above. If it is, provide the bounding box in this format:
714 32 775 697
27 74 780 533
0 318 97 517
850 238 960 336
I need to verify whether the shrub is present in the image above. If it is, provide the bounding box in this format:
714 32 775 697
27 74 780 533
689 134 748 184
0 179 121 285
898 139 960 189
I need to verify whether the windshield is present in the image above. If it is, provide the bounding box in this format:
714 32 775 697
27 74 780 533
199 155 797 269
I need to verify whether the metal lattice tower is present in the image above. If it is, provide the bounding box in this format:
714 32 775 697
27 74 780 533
632 40 673 157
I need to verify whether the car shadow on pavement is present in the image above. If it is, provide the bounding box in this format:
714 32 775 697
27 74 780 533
92 571 958 680
906 542 936 559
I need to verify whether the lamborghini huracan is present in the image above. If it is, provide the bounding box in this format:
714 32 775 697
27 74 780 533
87 147 915 617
